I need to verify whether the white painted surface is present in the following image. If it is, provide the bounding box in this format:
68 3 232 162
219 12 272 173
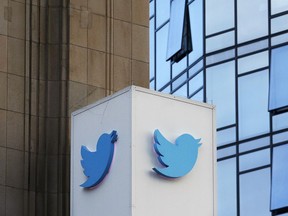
71 86 217 216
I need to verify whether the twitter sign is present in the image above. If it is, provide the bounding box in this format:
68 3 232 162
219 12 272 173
80 131 118 188
71 86 217 216
153 129 201 178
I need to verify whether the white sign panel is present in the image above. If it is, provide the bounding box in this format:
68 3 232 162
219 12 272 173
71 86 217 216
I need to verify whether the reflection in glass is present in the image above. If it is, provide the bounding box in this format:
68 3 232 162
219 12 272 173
237 39 268 56
217 127 236 147
206 49 235 65
237 0 268 43
272 33 288 46
206 31 235 53
205 0 234 35
218 159 237 216
156 24 170 90
269 46 288 111
239 149 270 172
239 137 270 153
206 61 235 128
271 1 288 15
156 0 170 28
271 144 288 212
238 70 269 140
189 71 203 95
240 168 271 216
238 51 268 74
273 112 288 131
273 132 288 144
172 83 187 98
217 146 236 159
271 15 288 34
188 0 203 64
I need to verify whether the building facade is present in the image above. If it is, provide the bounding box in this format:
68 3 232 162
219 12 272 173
0 0 149 215
150 0 288 215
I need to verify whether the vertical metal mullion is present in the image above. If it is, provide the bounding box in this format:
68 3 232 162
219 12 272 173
154 0 157 90
234 0 240 215
203 0 206 103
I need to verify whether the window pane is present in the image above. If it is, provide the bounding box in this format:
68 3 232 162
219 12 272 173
239 137 270 153
166 0 186 61
172 57 187 78
173 83 187 98
206 49 235 65
238 70 269 140
206 61 235 128
156 0 170 28
206 31 235 53
273 112 288 131
188 0 204 63
271 15 288 34
272 32 288 46
172 72 187 91
156 24 170 90
238 51 268 74
271 144 288 212
271 1 288 15
238 39 268 56
191 89 203 102
269 45 288 111
273 132 288 144
239 149 270 172
240 168 271 216
150 0 154 17
205 0 234 35
218 159 237 216
150 18 155 79
217 127 236 147
189 71 203 95
237 0 268 43
217 146 236 159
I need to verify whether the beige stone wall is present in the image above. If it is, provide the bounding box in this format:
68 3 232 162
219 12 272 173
0 0 148 215
68 0 149 113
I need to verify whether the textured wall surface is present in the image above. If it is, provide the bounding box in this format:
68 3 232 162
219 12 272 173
0 0 149 215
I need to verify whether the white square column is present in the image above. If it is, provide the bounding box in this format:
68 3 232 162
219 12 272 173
71 86 217 216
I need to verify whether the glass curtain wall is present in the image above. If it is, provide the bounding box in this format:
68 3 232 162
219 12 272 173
150 0 288 215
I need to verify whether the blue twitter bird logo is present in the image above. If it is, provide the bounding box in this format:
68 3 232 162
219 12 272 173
153 129 201 178
80 130 118 188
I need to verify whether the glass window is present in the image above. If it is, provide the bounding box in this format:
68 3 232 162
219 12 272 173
189 59 203 77
156 24 170 90
188 0 203 64
239 149 270 172
156 0 170 28
271 1 288 15
271 144 288 212
273 112 288 131
166 0 188 62
172 72 187 91
273 132 288 144
150 18 155 79
206 31 235 53
240 168 271 216
217 146 236 159
217 127 236 147
272 32 288 46
188 71 203 95
206 61 235 128
172 83 187 98
172 57 187 78
206 49 235 65
238 70 269 140
239 137 270 153
190 88 203 102
237 39 268 56
238 51 268 74
150 0 154 18
237 0 268 43
271 14 288 34
269 45 288 111
205 0 234 35
218 159 237 216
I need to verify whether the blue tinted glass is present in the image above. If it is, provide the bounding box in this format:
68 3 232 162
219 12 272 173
206 49 235 65
205 0 234 35
273 112 288 131
172 57 187 78
237 0 268 43
166 0 186 60
191 89 203 102
189 71 203 95
188 0 203 64
206 61 235 128
150 79 155 90
271 15 288 34
239 137 270 153
156 24 170 90
273 132 288 144
240 168 271 216
150 18 155 79
238 70 269 140
239 149 270 172
238 51 268 75
272 1 288 14
173 83 187 98
156 0 170 28
217 127 236 147
218 159 237 216
269 45 288 111
238 39 268 56
271 144 288 211
150 0 154 17
172 72 187 91
217 146 236 159
206 31 235 53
